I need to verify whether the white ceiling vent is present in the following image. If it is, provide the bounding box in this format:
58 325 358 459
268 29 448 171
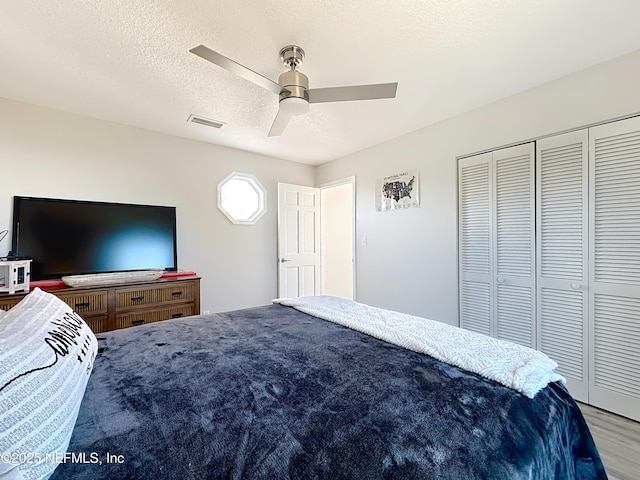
187 114 225 129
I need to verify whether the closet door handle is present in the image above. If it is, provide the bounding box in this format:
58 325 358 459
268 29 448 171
496 277 505 284
570 283 581 290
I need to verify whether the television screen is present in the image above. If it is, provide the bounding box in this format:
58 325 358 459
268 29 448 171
11 196 178 280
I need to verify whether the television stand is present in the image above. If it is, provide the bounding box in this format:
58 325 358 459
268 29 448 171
0 275 200 333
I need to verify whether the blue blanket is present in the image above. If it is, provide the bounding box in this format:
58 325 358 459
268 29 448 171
52 304 606 479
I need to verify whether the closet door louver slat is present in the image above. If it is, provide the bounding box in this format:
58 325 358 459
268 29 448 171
460 281 491 336
460 164 491 274
589 117 640 421
496 284 533 347
540 288 584 379
593 294 640 397
536 130 589 401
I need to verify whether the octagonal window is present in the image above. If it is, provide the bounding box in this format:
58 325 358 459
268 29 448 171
218 172 267 225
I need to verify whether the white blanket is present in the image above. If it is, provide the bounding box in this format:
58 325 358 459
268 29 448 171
273 296 565 398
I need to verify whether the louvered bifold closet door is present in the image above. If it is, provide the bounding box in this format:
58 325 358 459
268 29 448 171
589 116 640 421
493 143 536 347
537 130 589 402
458 153 493 336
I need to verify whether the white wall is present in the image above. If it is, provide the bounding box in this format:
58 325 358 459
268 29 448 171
0 97 315 313
316 49 640 325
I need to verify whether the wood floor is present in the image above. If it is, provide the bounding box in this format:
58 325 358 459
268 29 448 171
578 403 640 480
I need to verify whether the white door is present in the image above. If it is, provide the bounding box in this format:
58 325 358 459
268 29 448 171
537 130 589 402
458 152 493 337
588 116 640 421
493 143 536 348
277 183 321 298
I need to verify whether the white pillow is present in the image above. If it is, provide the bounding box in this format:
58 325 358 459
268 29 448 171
0 288 98 480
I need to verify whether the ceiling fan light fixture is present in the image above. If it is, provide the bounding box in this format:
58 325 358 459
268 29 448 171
279 97 309 116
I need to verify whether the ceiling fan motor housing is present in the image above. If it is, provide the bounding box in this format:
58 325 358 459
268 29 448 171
278 69 309 115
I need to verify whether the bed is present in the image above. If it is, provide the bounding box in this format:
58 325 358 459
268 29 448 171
1 290 606 479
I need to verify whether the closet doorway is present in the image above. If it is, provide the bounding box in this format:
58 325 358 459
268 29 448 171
320 177 355 300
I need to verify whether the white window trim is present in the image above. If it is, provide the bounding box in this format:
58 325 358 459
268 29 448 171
217 172 267 225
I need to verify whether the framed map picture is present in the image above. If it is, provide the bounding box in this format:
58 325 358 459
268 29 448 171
376 170 420 211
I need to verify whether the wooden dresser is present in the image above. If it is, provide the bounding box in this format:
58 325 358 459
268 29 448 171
0 276 200 334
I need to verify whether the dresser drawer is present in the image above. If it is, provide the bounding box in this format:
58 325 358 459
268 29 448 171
56 290 108 316
0 295 23 312
116 282 195 310
115 305 194 330
0 291 108 333
85 316 109 334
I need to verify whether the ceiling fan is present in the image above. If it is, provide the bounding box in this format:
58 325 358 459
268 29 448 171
189 44 398 136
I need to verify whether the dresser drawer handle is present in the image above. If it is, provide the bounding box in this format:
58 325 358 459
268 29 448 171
171 313 183 319
171 291 183 297
131 295 145 303
75 302 90 311
131 319 144 326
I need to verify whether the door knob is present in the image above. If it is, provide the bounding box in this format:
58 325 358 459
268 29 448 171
280 258 291 263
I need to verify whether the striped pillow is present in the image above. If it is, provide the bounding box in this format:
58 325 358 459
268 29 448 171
0 288 97 480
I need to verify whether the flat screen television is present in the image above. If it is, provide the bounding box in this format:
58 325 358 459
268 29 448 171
11 196 178 281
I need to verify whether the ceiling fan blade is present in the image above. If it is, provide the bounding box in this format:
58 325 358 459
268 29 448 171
308 82 397 104
268 109 292 137
189 45 282 96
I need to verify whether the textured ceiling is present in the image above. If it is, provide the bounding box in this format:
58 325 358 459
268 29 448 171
1 1 639 165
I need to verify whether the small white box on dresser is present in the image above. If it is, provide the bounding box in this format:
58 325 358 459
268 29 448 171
0 259 32 294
